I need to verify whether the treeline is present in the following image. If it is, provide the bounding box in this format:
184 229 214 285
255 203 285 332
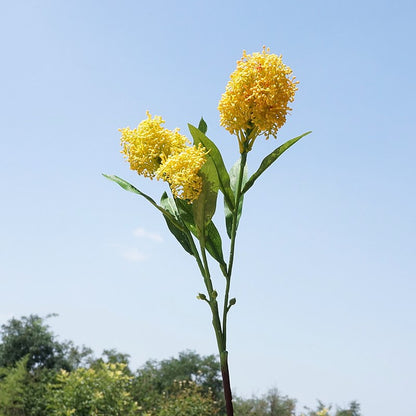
0 314 361 416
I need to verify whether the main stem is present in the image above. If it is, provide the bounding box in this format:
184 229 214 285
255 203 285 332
220 151 248 416
220 350 233 416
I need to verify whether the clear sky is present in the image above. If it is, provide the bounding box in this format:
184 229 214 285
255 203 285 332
1 1 415 415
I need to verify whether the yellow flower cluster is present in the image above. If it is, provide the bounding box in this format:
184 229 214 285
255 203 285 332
157 145 207 201
120 112 206 202
218 47 298 152
120 112 189 178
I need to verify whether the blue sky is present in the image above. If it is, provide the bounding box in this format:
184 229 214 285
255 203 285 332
1 1 415 415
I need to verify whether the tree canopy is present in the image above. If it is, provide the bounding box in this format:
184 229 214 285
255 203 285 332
0 314 92 372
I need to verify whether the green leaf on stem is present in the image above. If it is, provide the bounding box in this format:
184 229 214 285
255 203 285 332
175 198 198 235
225 158 248 238
103 174 150 196
198 117 208 134
193 171 218 243
176 199 226 268
191 130 220 236
242 131 312 194
205 221 226 270
102 174 182 228
160 193 194 255
188 124 235 212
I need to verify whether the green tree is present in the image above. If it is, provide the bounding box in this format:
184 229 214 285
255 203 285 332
233 388 296 416
0 356 28 416
89 348 133 376
46 362 138 416
0 315 92 372
131 350 223 414
157 380 220 416
335 401 361 416
21 369 57 416
301 400 330 416
301 400 361 416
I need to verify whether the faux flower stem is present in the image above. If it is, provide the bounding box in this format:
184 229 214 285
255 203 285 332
178 215 206 277
219 152 248 416
199 239 224 352
220 350 233 416
227 152 248 277
199 229 234 416
181 217 228 388
224 151 248 337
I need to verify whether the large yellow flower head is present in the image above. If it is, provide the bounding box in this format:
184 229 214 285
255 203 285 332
156 145 207 202
218 47 298 152
120 112 189 178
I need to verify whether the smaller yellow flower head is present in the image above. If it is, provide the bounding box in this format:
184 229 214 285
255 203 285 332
317 408 330 416
218 47 298 152
156 145 207 202
120 112 189 178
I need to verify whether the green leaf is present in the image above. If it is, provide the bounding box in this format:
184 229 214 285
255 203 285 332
192 168 218 242
225 158 248 238
205 221 226 269
175 198 226 268
103 174 151 197
242 131 312 194
198 117 207 134
192 159 225 266
190 130 221 240
188 124 235 212
175 198 198 235
160 193 194 255
102 174 183 231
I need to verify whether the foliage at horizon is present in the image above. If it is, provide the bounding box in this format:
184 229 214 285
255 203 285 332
0 314 361 416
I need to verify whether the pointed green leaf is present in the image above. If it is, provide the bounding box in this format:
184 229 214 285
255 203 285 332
197 133 220 197
102 174 184 231
175 198 198 235
174 198 198 235
160 193 194 255
225 158 248 238
192 169 218 241
175 198 225 267
191 134 220 240
188 124 235 211
224 204 233 239
242 131 312 194
198 117 207 134
103 174 153 198
205 221 226 269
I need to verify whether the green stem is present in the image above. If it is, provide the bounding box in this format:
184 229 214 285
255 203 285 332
223 152 247 342
184 223 232 416
222 275 231 342
220 351 233 416
217 152 247 416
199 238 224 354
172 196 225 355
199 237 233 416
187 234 205 277
176 210 205 278
227 152 247 278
